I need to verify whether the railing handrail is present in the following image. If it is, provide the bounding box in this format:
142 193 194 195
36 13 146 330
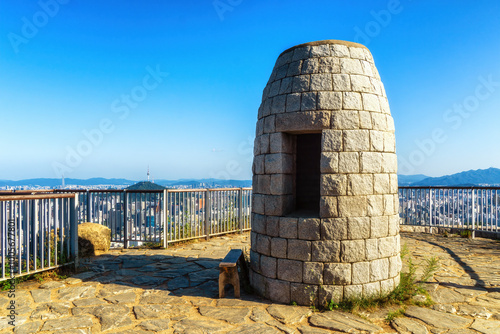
400 185 500 190
0 193 76 201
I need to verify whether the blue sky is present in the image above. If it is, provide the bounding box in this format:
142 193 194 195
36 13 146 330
0 0 499 180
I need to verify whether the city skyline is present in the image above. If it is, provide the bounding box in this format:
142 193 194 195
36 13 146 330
1 1 499 180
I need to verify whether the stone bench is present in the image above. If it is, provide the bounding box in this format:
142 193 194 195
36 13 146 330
218 249 247 298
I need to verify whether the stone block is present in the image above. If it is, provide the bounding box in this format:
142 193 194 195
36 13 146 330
310 74 333 91
263 115 276 133
332 73 351 91
330 44 350 57
352 262 370 284
371 216 389 238
367 195 384 216
349 47 366 59
321 129 343 152
338 196 367 217
271 238 287 259
363 281 380 298
320 152 339 173
317 91 342 110
276 51 293 66
270 174 293 195
370 258 389 281
251 230 258 251
318 57 340 74
271 95 287 114
287 239 312 262
347 217 370 240
276 111 330 132
298 218 321 240
371 113 387 130
384 132 396 153
260 134 271 154
360 152 382 173
252 213 266 234
266 216 280 237
381 153 398 173
324 263 351 285
347 174 374 196
292 46 311 61
279 217 298 238
286 93 301 112
320 196 338 218
344 284 363 299
331 110 360 130
275 65 289 80
373 174 390 194
389 174 398 194
321 218 347 241
252 194 265 215
362 93 380 112
311 44 331 57
388 214 400 236
340 58 363 75
389 255 401 278
338 152 360 173
319 285 343 306
253 174 270 194
292 75 310 93
321 174 347 196
250 270 266 297
370 130 384 152
277 259 303 283
343 130 370 152
343 92 362 110
270 132 293 154
265 195 285 216
267 153 293 174
311 240 340 262
291 283 318 307
287 60 303 76
269 81 281 97
303 262 324 285
266 278 291 304
359 111 373 129
379 96 390 114
261 97 272 117
256 234 271 256
260 255 277 279
250 250 260 273
341 240 366 262
380 278 394 295
279 77 293 95
378 236 396 258
365 238 378 261
253 155 265 175
301 92 317 111
302 58 319 74
393 274 400 288
386 115 395 131
383 194 395 216
351 75 373 93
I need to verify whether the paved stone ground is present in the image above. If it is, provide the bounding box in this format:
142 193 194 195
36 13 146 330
1 231 500 333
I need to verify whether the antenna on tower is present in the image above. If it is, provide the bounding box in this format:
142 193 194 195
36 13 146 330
62 174 65 189
147 166 150 182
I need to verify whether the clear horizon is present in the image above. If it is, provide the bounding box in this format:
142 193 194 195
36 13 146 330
1 1 499 180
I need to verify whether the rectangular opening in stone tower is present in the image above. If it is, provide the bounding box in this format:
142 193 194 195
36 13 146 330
295 133 321 214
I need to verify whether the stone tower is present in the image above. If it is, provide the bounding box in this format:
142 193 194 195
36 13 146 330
250 40 401 306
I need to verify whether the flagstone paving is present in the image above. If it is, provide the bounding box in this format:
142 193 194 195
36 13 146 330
1 231 500 333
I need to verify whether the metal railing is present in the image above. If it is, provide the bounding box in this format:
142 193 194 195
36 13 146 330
0 194 78 282
55 187 252 247
399 186 500 232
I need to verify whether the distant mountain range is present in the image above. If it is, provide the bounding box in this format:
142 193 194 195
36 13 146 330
0 178 252 189
399 167 500 187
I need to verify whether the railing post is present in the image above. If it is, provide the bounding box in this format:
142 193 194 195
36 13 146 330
428 188 433 233
238 188 243 233
70 194 79 270
86 190 91 222
471 188 476 239
123 191 128 249
163 189 168 249
205 190 210 240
